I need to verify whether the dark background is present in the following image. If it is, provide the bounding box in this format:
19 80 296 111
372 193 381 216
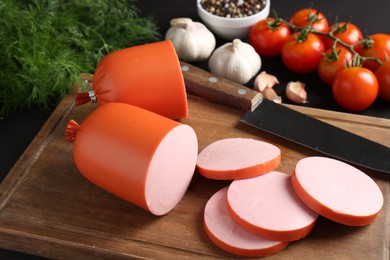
1 0 389 258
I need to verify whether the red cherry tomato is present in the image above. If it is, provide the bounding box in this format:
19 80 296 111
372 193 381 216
361 33 390 72
249 18 291 57
323 22 363 50
281 33 325 74
374 60 390 101
318 47 353 85
332 67 379 112
289 8 329 33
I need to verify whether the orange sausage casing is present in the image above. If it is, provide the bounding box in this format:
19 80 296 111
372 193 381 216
78 40 188 119
69 103 198 216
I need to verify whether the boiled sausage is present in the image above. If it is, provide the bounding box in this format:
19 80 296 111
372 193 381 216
75 40 188 119
66 102 198 216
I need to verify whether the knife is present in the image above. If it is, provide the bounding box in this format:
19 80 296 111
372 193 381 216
180 61 390 175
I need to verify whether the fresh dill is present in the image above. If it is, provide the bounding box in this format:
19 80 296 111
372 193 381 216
0 0 160 118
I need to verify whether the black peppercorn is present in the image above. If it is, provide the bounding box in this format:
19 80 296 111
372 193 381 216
200 0 266 18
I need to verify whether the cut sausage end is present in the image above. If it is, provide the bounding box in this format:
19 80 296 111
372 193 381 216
146 124 198 216
292 156 384 226
204 187 289 257
227 171 318 241
196 138 281 180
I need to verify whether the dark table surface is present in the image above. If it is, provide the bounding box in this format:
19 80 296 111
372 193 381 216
1 0 389 258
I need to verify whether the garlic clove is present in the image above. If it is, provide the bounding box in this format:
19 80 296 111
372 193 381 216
285 81 308 104
262 87 282 104
165 18 216 62
253 71 280 92
208 38 261 85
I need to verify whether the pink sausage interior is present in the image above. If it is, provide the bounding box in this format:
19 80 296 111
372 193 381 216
196 138 280 179
293 156 383 225
145 124 198 216
204 187 288 257
227 171 318 241
197 138 280 170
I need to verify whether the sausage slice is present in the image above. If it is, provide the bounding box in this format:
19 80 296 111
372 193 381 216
204 187 288 257
292 156 384 226
197 138 281 180
227 171 318 241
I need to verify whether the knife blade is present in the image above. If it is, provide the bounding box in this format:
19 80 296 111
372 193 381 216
179 61 390 175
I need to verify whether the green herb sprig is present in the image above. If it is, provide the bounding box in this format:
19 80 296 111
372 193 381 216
0 0 160 118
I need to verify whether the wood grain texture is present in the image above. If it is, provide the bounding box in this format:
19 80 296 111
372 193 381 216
0 92 388 259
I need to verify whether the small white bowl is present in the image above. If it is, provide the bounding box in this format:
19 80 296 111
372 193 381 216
197 0 270 40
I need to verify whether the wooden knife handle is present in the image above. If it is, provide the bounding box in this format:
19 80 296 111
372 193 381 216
180 61 263 112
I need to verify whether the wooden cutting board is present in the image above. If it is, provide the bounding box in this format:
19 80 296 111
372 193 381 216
0 87 389 259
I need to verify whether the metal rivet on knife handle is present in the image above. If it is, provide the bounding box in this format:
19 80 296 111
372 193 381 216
208 77 218 83
237 89 247 95
179 61 262 112
181 65 189 72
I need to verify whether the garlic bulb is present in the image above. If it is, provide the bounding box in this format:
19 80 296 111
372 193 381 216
165 18 216 62
208 39 261 85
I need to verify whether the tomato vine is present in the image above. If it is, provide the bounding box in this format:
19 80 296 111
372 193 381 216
250 8 390 111
269 11 384 67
